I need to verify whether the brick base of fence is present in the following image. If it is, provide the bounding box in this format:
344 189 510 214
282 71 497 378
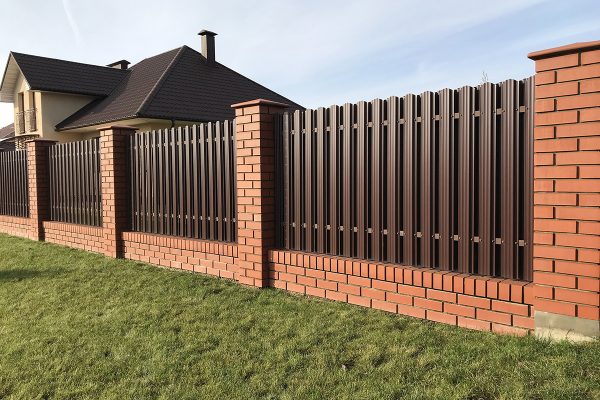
0 42 597 341
269 250 535 335
0 215 33 240
43 221 104 254
122 232 238 278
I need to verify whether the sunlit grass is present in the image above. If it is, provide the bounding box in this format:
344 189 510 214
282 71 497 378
0 233 598 399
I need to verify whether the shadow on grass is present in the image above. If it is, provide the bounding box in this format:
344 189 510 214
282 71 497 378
0 268 64 282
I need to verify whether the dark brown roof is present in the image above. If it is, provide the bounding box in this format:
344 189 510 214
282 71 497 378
56 46 301 130
9 52 127 97
0 123 14 140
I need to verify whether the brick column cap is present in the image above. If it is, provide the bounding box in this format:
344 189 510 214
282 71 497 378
96 125 138 132
528 40 600 60
231 98 289 109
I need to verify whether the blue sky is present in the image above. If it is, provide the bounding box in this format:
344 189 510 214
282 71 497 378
1 0 599 127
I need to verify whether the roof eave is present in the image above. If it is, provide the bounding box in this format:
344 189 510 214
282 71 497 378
56 114 140 132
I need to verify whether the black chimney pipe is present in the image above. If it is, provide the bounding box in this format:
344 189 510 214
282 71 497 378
198 30 217 65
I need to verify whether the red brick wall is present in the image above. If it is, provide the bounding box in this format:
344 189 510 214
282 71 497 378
43 221 103 254
0 215 32 240
26 140 53 240
99 126 134 258
232 99 288 287
123 232 238 278
269 250 535 335
530 42 600 322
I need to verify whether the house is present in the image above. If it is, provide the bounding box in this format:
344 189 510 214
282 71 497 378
0 30 301 148
0 123 14 151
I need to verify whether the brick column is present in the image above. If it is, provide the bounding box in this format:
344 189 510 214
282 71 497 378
26 139 55 241
98 126 136 258
529 41 600 341
232 99 288 287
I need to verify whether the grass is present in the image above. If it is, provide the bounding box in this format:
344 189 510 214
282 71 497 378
0 234 598 399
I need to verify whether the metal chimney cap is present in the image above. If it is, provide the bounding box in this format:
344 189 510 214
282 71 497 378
198 30 217 37
106 60 130 70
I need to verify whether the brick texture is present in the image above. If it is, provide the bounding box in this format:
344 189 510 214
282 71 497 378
268 250 535 335
531 45 600 322
123 232 238 278
232 99 288 287
98 126 135 258
26 140 54 240
43 221 103 253
0 215 32 239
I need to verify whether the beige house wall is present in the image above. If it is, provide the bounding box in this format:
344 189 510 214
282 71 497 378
38 92 96 142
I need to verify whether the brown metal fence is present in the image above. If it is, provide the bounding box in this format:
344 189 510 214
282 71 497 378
0 149 28 217
277 78 534 281
49 138 102 226
130 122 236 242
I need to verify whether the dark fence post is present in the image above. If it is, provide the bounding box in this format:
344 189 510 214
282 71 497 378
26 139 55 241
98 125 136 258
232 99 288 287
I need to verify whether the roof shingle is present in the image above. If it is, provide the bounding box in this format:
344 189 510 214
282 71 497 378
10 52 127 97
56 46 301 130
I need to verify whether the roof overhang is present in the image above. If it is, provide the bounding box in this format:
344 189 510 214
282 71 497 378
0 53 29 103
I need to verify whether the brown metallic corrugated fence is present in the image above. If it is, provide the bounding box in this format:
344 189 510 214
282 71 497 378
277 78 534 281
49 138 102 227
129 122 236 242
0 149 28 218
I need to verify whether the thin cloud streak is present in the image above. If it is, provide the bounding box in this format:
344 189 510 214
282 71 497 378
62 0 82 45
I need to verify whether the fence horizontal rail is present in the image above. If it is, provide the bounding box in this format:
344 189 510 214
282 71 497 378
49 138 102 227
0 149 28 218
277 78 534 281
130 122 236 242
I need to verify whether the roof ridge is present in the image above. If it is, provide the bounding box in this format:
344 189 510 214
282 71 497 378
135 46 187 116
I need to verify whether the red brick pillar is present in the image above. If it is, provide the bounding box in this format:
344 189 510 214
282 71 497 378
529 41 600 340
232 99 288 287
26 139 55 241
98 126 136 258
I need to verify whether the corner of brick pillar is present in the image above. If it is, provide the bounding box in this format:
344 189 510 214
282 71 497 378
529 41 600 341
98 125 136 258
232 99 288 288
26 139 56 241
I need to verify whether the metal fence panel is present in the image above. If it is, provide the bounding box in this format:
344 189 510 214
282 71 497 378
49 138 101 227
130 121 236 243
277 78 534 281
0 149 28 218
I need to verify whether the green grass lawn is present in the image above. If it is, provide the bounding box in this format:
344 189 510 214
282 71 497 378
0 234 598 400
